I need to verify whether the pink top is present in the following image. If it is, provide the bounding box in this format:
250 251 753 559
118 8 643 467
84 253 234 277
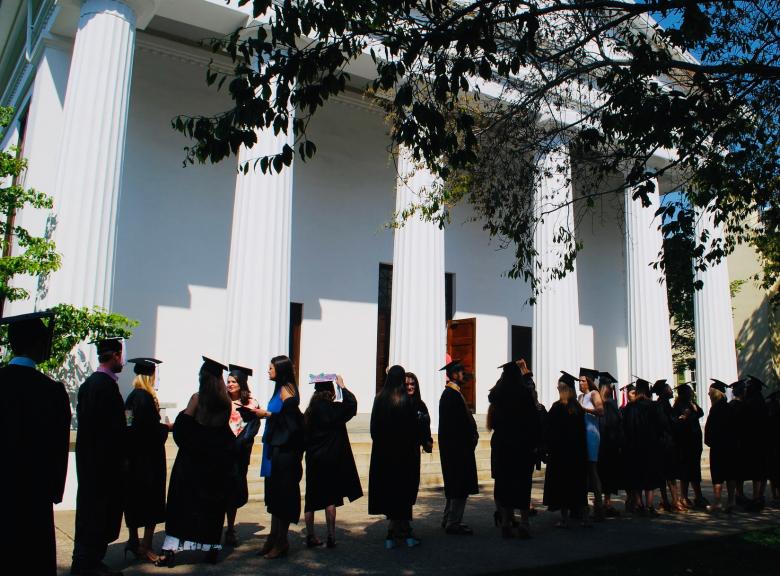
229 396 260 437
96 365 119 382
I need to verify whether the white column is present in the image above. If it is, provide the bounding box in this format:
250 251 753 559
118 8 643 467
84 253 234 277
223 125 294 403
532 146 580 407
47 0 155 309
693 207 738 408
388 149 446 428
624 179 675 384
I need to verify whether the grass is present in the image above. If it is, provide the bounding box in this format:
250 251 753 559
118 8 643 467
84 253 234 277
493 527 780 576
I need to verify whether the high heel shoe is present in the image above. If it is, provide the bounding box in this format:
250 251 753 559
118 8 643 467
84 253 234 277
154 550 175 568
257 537 275 556
306 534 323 548
264 542 289 560
136 543 160 563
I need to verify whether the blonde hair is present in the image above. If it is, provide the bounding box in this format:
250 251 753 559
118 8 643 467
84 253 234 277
133 374 159 412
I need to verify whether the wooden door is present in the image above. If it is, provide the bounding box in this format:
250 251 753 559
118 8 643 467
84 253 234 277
289 302 303 379
447 318 476 411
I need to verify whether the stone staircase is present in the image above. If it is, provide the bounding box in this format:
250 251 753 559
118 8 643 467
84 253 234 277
162 414 494 501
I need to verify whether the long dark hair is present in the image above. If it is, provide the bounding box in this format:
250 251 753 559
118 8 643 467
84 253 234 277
197 370 231 426
305 382 335 426
405 372 422 406
377 365 407 408
271 355 298 397
229 369 252 405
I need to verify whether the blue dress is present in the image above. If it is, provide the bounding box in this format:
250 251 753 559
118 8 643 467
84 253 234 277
260 389 283 477
580 392 601 463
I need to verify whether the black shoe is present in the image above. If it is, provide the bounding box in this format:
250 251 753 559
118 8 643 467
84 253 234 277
326 535 336 548
445 524 474 535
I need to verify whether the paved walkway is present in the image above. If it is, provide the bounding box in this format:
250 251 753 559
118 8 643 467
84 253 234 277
55 480 780 575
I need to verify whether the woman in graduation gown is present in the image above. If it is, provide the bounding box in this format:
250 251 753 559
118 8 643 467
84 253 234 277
157 358 236 567
673 383 708 509
303 375 362 548
543 371 588 528
488 359 540 538
597 373 623 516
652 380 683 512
259 355 304 559
704 380 738 512
406 371 434 499
621 379 664 515
224 364 262 547
368 365 421 548
124 358 169 563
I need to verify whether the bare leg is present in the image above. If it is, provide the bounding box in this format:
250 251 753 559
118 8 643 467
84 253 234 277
726 481 737 509
645 489 655 511
226 507 237 532
325 506 336 540
709 483 723 511
305 511 316 537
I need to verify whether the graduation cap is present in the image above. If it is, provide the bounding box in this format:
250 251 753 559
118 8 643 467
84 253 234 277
709 379 729 394
634 378 651 394
599 372 617 386
675 382 694 395
651 378 669 396
579 367 599 380
620 383 636 392
0 310 56 360
730 379 746 395
558 371 578 389
200 356 227 378
228 363 253 378
309 373 342 400
440 360 465 375
127 357 161 376
744 375 765 391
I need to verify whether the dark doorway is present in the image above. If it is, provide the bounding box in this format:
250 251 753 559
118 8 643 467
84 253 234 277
289 302 303 379
511 325 533 369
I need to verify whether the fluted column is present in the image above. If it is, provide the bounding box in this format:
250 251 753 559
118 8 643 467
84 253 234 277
625 179 675 384
532 146 580 407
693 207 738 409
223 122 294 402
389 149 446 429
47 0 155 309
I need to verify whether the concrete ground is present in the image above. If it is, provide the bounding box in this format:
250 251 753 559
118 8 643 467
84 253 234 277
54 478 780 575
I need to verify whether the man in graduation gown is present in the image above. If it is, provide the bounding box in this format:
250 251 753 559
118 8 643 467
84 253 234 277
742 375 770 510
438 360 479 535
652 379 682 512
0 311 70 576
704 379 738 512
71 339 127 576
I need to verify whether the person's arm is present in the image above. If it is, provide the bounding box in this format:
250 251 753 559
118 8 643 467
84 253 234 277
589 390 604 416
51 382 72 504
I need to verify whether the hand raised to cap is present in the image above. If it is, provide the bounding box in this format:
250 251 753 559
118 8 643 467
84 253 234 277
517 358 530 375
336 374 345 388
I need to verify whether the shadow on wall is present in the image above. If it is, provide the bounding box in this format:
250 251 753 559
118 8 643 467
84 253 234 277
736 293 779 388
50 347 93 429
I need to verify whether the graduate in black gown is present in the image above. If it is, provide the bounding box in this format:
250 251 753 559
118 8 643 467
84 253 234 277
652 379 682 512
260 355 304 560
71 338 127 576
618 382 636 512
157 357 235 567
742 375 770 510
405 371 434 501
543 371 588 528
597 372 623 517
488 359 540 538
621 378 664 515
303 374 362 548
224 364 262 547
439 360 479 535
0 311 70 576
766 390 780 504
704 379 738 512
729 379 751 504
673 383 708 509
124 358 169 564
368 365 421 549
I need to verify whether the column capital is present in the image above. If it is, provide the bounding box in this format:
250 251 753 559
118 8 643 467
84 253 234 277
64 0 159 29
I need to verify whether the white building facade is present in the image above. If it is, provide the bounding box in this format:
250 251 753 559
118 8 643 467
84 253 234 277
2 1 740 437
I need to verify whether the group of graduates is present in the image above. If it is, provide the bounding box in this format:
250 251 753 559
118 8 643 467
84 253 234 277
3 308 780 576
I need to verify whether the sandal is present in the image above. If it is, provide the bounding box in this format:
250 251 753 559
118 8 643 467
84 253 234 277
306 535 323 548
264 542 289 560
154 550 175 568
257 538 275 556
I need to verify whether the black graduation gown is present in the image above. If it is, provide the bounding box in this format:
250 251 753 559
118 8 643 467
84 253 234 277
368 396 419 520
0 364 70 576
304 388 363 512
542 401 588 510
767 397 780 485
263 396 304 523
439 385 480 499
597 398 624 495
228 410 261 510
655 398 679 481
743 394 769 481
165 412 235 545
74 371 127 548
412 399 433 505
673 401 703 483
621 398 663 490
729 399 750 480
704 398 738 484
489 374 540 509
124 389 168 528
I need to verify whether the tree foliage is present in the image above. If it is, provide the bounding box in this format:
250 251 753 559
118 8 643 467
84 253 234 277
175 0 779 296
0 107 137 372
